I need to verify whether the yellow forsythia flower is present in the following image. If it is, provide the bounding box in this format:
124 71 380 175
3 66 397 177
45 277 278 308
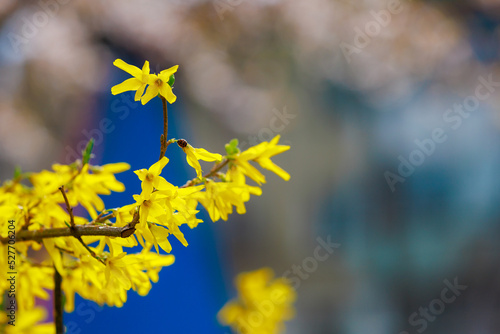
218 268 296 334
12 261 53 312
134 156 171 200
60 239 174 312
191 179 261 222
232 135 291 182
29 161 129 219
142 65 178 104
111 59 178 105
121 158 206 253
111 59 150 101
178 140 222 179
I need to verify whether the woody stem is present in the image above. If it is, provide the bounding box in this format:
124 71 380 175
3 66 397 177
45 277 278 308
54 263 64 334
159 96 169 160
180 159 229 188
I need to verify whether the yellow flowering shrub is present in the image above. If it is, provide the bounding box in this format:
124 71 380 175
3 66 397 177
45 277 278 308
218 268 296 334
0 59 293 332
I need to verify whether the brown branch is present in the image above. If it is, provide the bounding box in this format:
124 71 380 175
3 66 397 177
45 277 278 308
0 209 139 244
0 224 136 243
181 159 229 188
59 186 105 265
158 96 169 160
54 264 64 334
95 213 114 224
91 211 115 225
121 210 139 238
59 186 75 227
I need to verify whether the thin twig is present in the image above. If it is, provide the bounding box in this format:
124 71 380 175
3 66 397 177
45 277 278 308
121 210 140 238
91 212 115 225
181 159 229 188
55 245 75 255
58 186 75 227
158 96 169 160
165 138 176 150
59 186 105 265
54 264 64 334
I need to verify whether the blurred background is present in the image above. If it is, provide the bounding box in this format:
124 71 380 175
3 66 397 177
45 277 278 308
1 0 500 333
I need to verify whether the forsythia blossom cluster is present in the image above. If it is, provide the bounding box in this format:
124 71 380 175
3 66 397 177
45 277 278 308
0 307 54 333
218 268 296 334
0 158 175 329
0 59 292 331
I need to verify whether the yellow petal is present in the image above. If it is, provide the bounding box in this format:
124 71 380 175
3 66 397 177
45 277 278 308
101 162 130 173
149 201 166 218
257 158 291 181
270 134 281 145
141 181 154 200
218 302 243 325
233 161 265 185
111 78 143 95
149 156 169 175
141 85 159 105
193 148 222 162
178 185 204 196
158 83 177 104
147 73 159 85
134 83 147 101
172 228 188 247
113 59 142 78
159 65 179 79
153 176 172 191
185 148 203 178
141 60 151 81
17 307 48 329
150 224 172 253
43 239 64 275
134 169 148 181
147 254 175 267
